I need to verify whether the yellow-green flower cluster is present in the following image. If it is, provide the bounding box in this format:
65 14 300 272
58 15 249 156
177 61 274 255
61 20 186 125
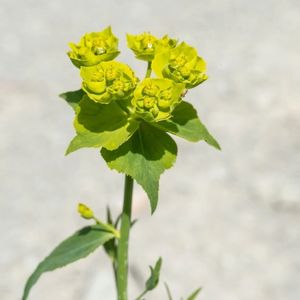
127 33 177 61
68 26 119 68
132 78 185 122
80 61 138 104
66 27 208 123
153 42 208 89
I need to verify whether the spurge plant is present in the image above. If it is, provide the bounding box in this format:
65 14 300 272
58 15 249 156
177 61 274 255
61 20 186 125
23 26 220 300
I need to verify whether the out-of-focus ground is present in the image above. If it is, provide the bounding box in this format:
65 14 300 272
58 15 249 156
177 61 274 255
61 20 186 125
1 0 300 299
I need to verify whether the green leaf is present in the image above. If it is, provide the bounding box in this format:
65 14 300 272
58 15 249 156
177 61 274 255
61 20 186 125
145 257 162 291
154 101 221 150
106 206 114 225
186 288 202 300
134 257 163 300
101 123 177 213
59 89 85 111
22 225 114 300
66 96 139 154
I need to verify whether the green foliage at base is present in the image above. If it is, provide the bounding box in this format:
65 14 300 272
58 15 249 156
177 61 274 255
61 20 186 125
22 225 115 300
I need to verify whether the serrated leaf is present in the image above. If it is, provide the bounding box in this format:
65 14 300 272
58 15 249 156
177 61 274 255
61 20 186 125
22 225 114 300
187 288 202 300
154 101 221 150
59 89 85 111
145 257 162 291
66 96 139 154
101 123 177 213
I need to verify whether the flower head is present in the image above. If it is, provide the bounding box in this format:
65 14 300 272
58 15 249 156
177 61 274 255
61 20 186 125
152 42 208 88
80 61 138 104
68 26 119 68
127 33 177 61
132 78 185 122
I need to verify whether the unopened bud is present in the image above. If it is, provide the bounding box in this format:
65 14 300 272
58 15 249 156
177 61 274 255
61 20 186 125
78 203 94 220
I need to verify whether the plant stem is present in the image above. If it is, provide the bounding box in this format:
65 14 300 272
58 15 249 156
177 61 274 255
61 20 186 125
117 175 134 300
134 290 147 300
116 61 151 300
145 61 152 78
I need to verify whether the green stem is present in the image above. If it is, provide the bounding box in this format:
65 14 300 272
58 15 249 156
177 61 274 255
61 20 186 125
117 175 134 300
145 61 152 78
116 61 151 300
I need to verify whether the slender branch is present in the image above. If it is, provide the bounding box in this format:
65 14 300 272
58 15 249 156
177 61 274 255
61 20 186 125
134 290 147 300
93 217 120 238
116 175 134 300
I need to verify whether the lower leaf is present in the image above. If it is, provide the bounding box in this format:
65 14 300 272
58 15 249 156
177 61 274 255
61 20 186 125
22 225 114 300
145 257 162 291
135 257 163 300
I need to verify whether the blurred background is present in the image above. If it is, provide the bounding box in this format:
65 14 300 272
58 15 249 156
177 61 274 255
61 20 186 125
1 0 299 299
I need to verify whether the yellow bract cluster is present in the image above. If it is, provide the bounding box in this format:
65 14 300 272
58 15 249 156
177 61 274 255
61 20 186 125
153 42 208 89
68 26 119 68
132 78 185 122
127 32 177 61
67 27 208 123
80 61 138 104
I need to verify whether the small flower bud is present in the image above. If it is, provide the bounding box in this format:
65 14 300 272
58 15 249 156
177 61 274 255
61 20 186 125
143 97 156 109
171 54 187 68
78 203 94 220
143 83 159 96
105 67 118 81
179 66 191 78
160 89 172 100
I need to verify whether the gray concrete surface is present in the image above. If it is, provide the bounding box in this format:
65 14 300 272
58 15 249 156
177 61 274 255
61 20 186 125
1 0 300 299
